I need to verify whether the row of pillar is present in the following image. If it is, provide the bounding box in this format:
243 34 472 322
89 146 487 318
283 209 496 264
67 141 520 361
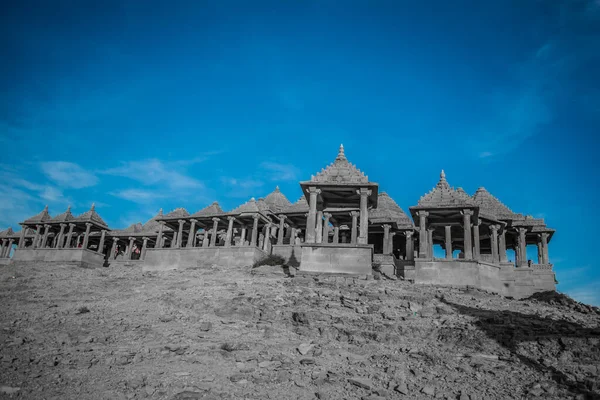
0 238 14 258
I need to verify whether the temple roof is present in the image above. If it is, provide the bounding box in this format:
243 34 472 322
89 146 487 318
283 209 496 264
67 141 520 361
50 206 75 223
23 205 52 224
191 202 226 218
414 170 475 209
75 203 109 229
141 209 166 232
230 197 270 215
263 186 291 214
0 227 15 238
284 196 309 214
111 222 144 236
305 145 372 185
369 192 414 228
472 187 522 220
162 207 190 219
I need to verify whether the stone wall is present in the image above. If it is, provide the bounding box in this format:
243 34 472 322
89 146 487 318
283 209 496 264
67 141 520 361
142 246 268 272
271 245 302 267
299 244 373 275
11 248 105 268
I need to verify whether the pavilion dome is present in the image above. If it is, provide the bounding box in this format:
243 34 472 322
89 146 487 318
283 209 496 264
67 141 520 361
416 170 475 208
370 192 414 228
472 187 522 220
23 205 52 224
0 227 15 238
191 201 225 218
141 209 164 232
284 196 309 213
50 205 75 223
309 144 371 185
162 207 190 219
75 203 109 229
263 186 291 213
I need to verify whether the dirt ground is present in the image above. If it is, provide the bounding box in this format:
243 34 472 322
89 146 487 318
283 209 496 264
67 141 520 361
0 262 599 400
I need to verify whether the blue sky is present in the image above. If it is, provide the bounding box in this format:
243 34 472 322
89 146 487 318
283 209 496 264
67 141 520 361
1 1 599 304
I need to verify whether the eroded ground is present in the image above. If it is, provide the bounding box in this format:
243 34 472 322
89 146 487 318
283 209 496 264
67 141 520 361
1 263 599 400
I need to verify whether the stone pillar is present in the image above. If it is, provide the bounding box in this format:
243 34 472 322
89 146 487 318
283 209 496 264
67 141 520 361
541 232 550 264
33 225 41 249
462 210 473 259
473 219 481 260
18 226 26 248
499 229 507 262
262 224 271 252
316 211 323 243
240 226 247 246
333 226 339 244
518 227 527 267
210 218 220 247
57 224 66 248
490 225 499 264
188 219 197 248
305 187 320 243
110 238 118 260
156 222 164 249
141 237 149 259
405 231 414 261
444 225 452 260
290 227 297 245
225 217 235 247
251 214 259 247
277 215 286 245
537 239 543 264
128 237 135 260
358 188 371 245
383 224 391 254
350 211 359 244
389 232 396 255
176 219 185 248
0 240 6 258
82 223 92 250
41 224 50 248
170 231 178 248
98 230 106 255
417 211 428 258
427 228 434 259
6 239 13 257
322 213 331 244
202 231 209 247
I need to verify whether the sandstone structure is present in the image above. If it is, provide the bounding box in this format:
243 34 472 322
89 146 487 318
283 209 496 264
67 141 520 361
2 145 556 298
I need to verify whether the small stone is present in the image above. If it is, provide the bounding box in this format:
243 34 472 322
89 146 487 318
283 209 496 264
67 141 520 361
199 322 212 332
297 343 314 355
394 383 409 394
0 387 20 394
300 358 315 365
459 393 470 400
229 374 245 382
421 386 435 396
348 377 372 390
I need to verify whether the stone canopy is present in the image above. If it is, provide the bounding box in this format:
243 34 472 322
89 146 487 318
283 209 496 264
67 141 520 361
369 192 414 229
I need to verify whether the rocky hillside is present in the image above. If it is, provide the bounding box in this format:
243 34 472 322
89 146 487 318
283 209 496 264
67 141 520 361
0 262 599 400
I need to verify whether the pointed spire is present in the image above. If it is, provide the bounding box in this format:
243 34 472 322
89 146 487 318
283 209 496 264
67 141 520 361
336 144 347 161
67 205 71 212
44 205 49 212
437 169 449 189
90 203 96 211
275 185 280 192
158 208 163 215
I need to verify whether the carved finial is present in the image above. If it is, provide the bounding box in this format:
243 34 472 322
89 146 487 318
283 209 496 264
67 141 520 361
158 208 163 215
67 205 71 212
441 169 446 180
212 201 219 205
275 186 280 192
250 197 255 202
90 203 95 211
43 205 49 212
336 144 347 161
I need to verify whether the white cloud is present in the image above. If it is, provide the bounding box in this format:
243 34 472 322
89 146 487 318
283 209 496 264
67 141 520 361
40 161 98 189
260 162 300 181
103 159 203 190
110 189 166 203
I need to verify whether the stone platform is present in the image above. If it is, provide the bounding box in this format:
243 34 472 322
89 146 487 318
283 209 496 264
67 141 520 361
11 248 105 268
142 246 268 272
298 243 373 275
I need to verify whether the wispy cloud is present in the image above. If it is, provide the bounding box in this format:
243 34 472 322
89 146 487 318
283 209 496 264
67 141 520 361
260 162 300 181
220 177 264 198
103 159 204 190
109 189 167 203
41 161 98 188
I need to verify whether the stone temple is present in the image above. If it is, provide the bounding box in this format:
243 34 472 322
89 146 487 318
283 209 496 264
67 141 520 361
0 145 556 298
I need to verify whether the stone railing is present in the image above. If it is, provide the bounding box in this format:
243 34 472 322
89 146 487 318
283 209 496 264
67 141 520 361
531 263 553 271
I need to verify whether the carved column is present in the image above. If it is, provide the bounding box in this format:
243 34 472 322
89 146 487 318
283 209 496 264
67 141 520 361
141 237 149 259
33 225 41 249
82 223 92 250
405 231 414 261
188 219 197 247
202 230 209 247
322 213 331 244
389 232 396 255
41 224 50 248
290 227 297 245
156 222 164 249
383 224 391 254
462 210 473 259
417 211 428 258
473 219 481 260
18 226 26 248
444 225 452 260
65 223 75 249
537 238 543 264
305 187 320 243
358 188 371 245
277 215 286 245
170 231 178 248
240 225 247 246
128 237 135 260
541 232 550 264
262 224 271 251
6 239 13 257
57 223 66 248
210 218 220 247
110 237 118 259
225 217 235 247
333 226 339 244
98 230 106 255
499 229 507 262
251 214 259 247
490 225 499 264
0 240 6 258
517 227 527 267
350 211 359 244
176 219 185 248
316 211 323 243
427 227 434 259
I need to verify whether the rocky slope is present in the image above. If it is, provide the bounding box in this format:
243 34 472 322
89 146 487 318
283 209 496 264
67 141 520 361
0 262 599 400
